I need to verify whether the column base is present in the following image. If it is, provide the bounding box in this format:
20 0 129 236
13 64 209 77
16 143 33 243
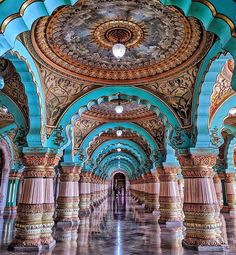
79 209 91 217
9 240 42 252
4 206 17 218
41 239 56 250
166 221 183 228
56 219 80 228
182 240 229 251
229 210 236 217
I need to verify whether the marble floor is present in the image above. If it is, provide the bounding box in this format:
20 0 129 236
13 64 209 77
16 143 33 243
0 197 236 254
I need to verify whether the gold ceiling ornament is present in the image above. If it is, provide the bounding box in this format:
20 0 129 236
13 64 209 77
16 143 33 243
29 0 213 85
91 19 147 49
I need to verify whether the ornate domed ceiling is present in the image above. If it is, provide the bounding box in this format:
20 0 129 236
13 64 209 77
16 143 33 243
82 100 155 121
30 0 213 85
73 100 164 151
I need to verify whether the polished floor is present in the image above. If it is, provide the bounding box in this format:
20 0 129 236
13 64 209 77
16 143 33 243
0 197 236 254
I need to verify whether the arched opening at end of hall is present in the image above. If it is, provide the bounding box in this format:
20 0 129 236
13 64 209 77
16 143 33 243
113 172 126 198
0 148 10 215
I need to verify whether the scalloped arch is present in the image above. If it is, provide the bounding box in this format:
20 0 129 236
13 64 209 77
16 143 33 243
193 44 231 148
78 122 158 156
0 0 77 56
99 152 139 172
3 40 46 147
100 158 135 178
225 137 236 172
161 0 236 90
210 95 236 137
0 92 27 139
48 86 181 149
89 139 147 165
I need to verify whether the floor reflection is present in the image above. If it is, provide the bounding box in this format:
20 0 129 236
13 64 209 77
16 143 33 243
1 197 236 254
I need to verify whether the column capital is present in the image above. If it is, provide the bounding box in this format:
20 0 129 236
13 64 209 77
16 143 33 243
79 171 92 183
21 147 62 178
9 172 22 180
59 163 81 182
177 148 218 178
144 172 159 183
225 172 235 183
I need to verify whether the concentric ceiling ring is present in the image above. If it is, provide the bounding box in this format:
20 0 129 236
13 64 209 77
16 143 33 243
91 20 147 49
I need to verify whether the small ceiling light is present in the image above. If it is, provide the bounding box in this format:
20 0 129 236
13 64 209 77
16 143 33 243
117 148 121 152
116 129 122 136
115 93 124 114
115 105 123 114
112 43 126 59
0 105 8 113
229 107 236 116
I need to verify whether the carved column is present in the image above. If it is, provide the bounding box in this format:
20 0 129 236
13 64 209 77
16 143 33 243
56 164 81 224
144 172 160 213
213 174 223 209
225 173 236 214
79 172 92 215
159 165 182 224
178 149 227 251
4 172 22 216
10 149 61 252
90 175 96 208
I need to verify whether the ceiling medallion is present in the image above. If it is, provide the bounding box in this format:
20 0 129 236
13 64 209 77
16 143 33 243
91 20 147 49
31 0 213 85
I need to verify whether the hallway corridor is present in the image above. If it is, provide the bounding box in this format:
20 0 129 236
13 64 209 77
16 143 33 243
0 197 236 255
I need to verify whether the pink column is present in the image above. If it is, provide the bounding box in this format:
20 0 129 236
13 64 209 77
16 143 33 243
79 172 92 215
10 150 61 252
159 165 182 224
178 150 227 251
144 171 160 213
225 173 236 215
213 174 223 210
56 164 81 224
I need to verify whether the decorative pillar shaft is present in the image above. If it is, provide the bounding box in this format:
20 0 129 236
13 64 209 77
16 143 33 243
56 164 81 223
213 174 223 209
10 149 61 252
4 172 22 216
159 165 182 223
178 150 227 251
225 173 236 214
143 172 159 212
79 172 92 215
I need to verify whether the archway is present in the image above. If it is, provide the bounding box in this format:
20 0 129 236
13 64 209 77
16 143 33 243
0 138 11 215
113 172 126 198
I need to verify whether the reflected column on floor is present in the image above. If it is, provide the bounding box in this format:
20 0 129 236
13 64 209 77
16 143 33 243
9 148 61 252
159 164 182 224
178 149 228 251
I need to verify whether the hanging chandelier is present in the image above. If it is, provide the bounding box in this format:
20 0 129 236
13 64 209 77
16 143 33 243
112 43 126 58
